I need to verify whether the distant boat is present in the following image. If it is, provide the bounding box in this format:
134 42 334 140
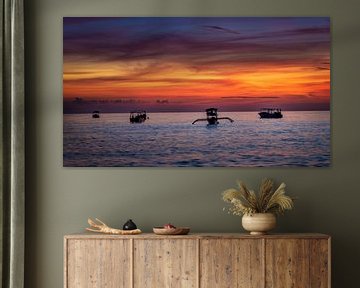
259 108 283 119
192 108 234 125
130 111 148 123
92 111 100 118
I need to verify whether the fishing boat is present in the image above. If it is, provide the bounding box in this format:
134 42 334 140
130 111 148 123
258 108 283 119
92 111 100 118
192 108 234 125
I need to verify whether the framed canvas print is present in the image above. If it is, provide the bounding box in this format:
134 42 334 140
63 17 330 167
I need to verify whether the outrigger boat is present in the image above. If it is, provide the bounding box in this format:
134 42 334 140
130 111 148 123
92 110 100 118
258 108 283 119
192 108 234 125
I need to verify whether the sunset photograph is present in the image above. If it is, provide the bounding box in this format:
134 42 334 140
63 17 330 167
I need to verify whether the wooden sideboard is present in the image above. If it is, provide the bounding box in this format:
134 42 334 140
64 233 330 288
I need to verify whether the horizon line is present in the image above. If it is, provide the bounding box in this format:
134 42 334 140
64 109 330 114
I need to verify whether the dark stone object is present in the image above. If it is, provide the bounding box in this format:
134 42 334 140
123 219 137 230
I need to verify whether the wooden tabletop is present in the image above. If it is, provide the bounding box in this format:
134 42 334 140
65 232 330 240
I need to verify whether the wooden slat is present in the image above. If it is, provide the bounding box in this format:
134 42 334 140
328 238 331 288
133 239 197 288
130 238 134 288
310 239 330 288
262 239 266 288
67 239 131 288
265 239 310 288
64 238 68 288
200 239 264 288
196 239 200 288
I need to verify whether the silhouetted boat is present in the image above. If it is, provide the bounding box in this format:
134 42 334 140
259 108 283 119
130 111 148 123
92 111 100 118
192 108 234 125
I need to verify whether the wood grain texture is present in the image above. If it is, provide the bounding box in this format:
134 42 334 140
265 239 310 288
66 239 131 288
200 239 264 288
64 234 330 288
133 239 198 288
310 239 330 288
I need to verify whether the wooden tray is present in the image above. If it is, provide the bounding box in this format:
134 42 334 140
153 227 190 235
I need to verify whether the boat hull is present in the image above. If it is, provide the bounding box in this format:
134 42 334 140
207 117 219 125
130 115 146 123
259 112 283 119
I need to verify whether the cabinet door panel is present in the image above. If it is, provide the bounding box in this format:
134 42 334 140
66 239 131 288
265 239 310 288
134 239 198 288
310 239 329 288
200 239 264 288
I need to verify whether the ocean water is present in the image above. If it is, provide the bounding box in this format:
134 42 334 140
63 111 330 167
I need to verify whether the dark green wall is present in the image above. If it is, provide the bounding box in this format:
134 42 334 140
25 0 360 287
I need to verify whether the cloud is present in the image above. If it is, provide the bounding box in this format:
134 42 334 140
203 25 242 34
156 99 169 104
64 75 238 86
314 66 331 70
63 17 330 70
221 96 280 99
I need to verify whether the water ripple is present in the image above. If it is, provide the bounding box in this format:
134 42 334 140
63 111 330 167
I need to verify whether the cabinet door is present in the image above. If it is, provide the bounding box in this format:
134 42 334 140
133 239 198 288
66 239 131 288
200 239 264 288
309 239 330 288
265 239 310 288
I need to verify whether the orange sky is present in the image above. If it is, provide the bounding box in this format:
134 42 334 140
64 61 329 98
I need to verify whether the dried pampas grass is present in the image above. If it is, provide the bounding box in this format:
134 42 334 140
222 179 294 216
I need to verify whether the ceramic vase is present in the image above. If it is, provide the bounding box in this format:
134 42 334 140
242 213 276 235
